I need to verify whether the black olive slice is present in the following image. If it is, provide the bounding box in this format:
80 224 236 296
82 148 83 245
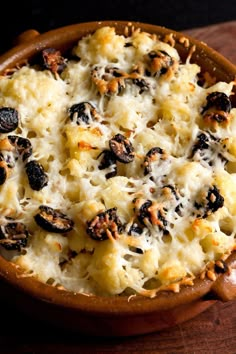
97 149 117 179
98 150 116 169
132 78 149 94
136 200 152 225
0 222 29 251
128 222 143 236
34 205 74 233
202 92 231 123
8 135 33 161
68 102 99 125
190 131 228 166
41 48 67 74
202 92 231 114
134 199 168 232
143 147 165 175
161 185 183 216
194 185 224 218
161 184 180 200
190 132 213 158
91 65 126 95
86 207 123 241
109 134 134 163
0 107 19 133
191 132 210 157
25 160 48 191
146 50 174 77
206 185 224 215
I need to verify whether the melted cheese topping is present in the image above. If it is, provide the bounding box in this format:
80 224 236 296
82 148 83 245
0 26 235 297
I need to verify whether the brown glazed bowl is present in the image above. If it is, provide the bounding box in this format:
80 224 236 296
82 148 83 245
0 21 236 337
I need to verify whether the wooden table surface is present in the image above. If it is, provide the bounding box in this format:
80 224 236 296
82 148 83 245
0 21 236 354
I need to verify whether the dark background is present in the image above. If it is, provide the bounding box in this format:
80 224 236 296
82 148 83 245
0 0 235 55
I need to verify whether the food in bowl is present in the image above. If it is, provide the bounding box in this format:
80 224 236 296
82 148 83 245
0 23 235 305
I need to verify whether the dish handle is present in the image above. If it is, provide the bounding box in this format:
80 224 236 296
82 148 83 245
211 252 236 301
13 29 40 46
